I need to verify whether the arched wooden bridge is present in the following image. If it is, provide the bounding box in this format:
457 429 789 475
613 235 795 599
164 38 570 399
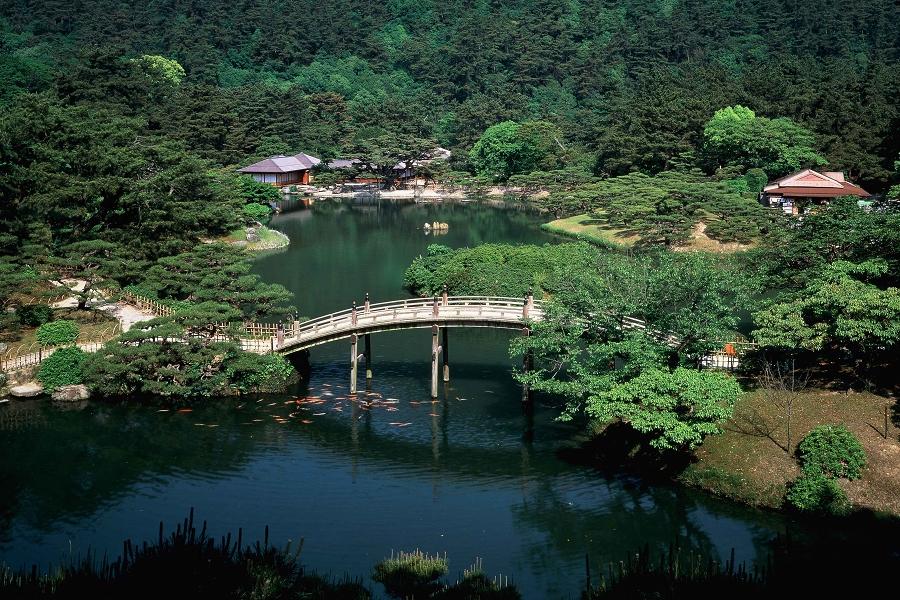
278 295 542 353
254 293 544 398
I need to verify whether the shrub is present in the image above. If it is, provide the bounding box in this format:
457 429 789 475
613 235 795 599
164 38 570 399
36 320 79 347
37 346 87 392
84 339 234 399
17 304 53 326
745 168 768 194
243 202 272 223
373 550 448 599
798 425 867 479
225 352 296 393
786 472 849 515
237 175 281 205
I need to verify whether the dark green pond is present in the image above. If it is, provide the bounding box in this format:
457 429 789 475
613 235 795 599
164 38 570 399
0 199 803 597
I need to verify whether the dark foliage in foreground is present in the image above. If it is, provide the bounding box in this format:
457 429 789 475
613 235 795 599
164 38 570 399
584 520 900 599
584 546 766 599
3 511 899 599
0 510 368 599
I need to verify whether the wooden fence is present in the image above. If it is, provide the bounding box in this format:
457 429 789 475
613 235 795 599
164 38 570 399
1 341 108 372
116 289 289 338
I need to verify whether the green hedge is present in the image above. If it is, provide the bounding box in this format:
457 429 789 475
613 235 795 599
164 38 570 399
37 346 87 392
36 320 79 347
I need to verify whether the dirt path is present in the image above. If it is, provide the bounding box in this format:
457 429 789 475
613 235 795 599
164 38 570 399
50 279 155 332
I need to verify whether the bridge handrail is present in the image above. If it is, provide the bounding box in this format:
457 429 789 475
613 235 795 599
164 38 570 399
292 296 542 335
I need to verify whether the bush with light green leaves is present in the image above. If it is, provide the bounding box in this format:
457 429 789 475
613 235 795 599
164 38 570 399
798 425 867 480
786 472 850 515
36 320 79 347
37 346 87 392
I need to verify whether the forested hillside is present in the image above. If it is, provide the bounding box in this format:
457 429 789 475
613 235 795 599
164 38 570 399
2 0 898 188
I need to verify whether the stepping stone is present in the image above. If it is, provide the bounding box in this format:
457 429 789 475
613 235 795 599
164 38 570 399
9 382 44 398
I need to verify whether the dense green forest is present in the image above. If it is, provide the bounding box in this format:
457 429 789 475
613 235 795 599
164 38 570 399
2 0 898 188
1 2 899 396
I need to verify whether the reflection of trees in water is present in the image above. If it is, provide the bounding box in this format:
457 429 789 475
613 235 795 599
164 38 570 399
509 477 718 579
278 198 549 242
508 475 793 593
2 391 789 584
0 400 262 540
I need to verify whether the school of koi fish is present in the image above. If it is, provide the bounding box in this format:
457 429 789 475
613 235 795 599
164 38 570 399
155 382 473 429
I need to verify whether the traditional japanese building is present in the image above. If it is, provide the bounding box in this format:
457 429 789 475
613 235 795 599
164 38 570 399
237 153 321 186
761 169 871 214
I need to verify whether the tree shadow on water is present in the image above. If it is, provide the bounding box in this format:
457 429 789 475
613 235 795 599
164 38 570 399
555 422 694 482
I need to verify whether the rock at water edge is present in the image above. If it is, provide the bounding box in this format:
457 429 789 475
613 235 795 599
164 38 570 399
51 384 91 402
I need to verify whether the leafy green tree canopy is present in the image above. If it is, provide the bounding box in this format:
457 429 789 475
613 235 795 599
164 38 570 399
133 55 186 88
469 120 564 182
703 105 826 178
753 260 900 356
591 367 742 451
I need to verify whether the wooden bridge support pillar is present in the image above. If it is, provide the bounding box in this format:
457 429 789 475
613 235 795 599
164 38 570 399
364 334 372 379
441 327 449 382
350 334 358 394
431 325 443 398
521 327 533 404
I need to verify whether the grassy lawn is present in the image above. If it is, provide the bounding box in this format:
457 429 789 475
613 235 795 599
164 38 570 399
222 225 289 251
541 214 639 249
543 214 756 253
681 388 900 515
1 308 119 356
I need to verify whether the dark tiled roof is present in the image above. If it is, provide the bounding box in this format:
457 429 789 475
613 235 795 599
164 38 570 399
327 158 361 169
237 153 321 173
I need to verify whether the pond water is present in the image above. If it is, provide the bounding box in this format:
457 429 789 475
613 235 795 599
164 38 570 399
0 199 809 597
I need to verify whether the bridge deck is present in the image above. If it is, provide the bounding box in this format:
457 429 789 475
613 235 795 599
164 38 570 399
274 296 542 354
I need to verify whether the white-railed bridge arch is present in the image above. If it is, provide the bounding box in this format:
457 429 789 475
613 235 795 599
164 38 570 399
265 293 543 398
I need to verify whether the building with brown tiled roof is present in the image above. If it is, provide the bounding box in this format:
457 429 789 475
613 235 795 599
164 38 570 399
761 169 871 215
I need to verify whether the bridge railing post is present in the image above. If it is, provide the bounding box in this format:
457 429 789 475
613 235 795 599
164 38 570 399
351 301 358 326
523 288 534 319
432 295 439 318
364 292 370 313
522 327 533 404
442 284 448 306
276 322 285 348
